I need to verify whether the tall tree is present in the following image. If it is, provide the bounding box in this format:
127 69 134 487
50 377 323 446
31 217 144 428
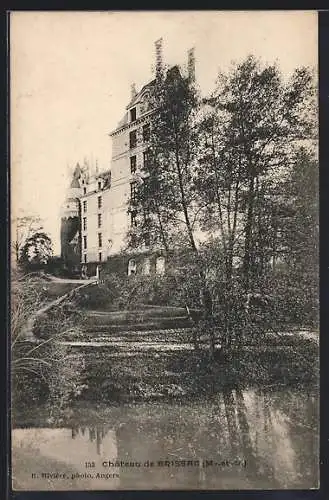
127 65 218 353
198 56 316 294
278 148 319 325
12 215 43 263
19 231 53 270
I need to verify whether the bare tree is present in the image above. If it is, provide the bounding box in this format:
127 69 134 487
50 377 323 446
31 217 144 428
12 215 43 263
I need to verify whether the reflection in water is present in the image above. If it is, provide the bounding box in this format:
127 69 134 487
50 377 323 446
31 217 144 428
12 387 318 490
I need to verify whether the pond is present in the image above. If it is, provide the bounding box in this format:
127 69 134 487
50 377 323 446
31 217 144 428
12 386 318 490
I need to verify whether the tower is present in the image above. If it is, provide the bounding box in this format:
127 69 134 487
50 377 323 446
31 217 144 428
187 48 196 82
155 38 163 79
60 163 82 272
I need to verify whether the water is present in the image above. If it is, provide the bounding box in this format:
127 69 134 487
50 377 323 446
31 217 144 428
12 387 318 490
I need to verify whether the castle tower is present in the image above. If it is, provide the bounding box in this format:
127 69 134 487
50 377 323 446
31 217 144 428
60 163 82 272
187 48 196 82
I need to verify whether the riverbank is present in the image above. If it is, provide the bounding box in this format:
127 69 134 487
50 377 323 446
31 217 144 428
11 385 319 490
12 333 318 429
12 276 319 426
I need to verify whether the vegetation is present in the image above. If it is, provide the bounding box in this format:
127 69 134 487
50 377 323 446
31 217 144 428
11 55 318 421
19 231 53 270
11 269 87 422
12 215 43 264
127 55 317 356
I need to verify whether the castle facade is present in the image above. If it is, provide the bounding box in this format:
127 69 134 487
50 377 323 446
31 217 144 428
60 40 195 277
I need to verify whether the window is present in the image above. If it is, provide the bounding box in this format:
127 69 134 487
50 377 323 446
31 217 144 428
83 217 87 231
143 149 150 168
83 187 87 195
84 254 87 263
143 176 152 199
83 236 87 249
143 203 150 221
130 155 137 174
83 200 87 213
98 181 102 190
98 213 102 228
98 196 102 209
143 124 150 142
131 210 137 227
130 107 136 122
143 258 151 275
98 233 102 248
155 256 165 276
99 252 102 262
129 130 137 149
144 231 150 247
130 181 137 203
128 259 137 276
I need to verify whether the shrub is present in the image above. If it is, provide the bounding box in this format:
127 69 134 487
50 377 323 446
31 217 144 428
74 272 185 310
11 270 87 421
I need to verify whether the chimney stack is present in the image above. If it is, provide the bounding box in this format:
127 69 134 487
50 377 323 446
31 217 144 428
155 38 163 78
131 82 137 100
187 48 196 82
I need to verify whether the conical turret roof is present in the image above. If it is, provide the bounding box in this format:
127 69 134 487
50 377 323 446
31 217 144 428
70 162 82 188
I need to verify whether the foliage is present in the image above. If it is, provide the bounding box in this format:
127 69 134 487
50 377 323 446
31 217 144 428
127 65 200 252
11 270 87 420
74 275 122 310
19 231 53 270
75 272 184 310
46 256 66 276
12 215 43 263
127 64 218 353
126 55 317 354
197 56 316 292
33 299 85 339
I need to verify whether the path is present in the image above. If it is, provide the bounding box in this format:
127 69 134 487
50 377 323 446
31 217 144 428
44 274 97 284
57 305 319 353
20 277 97 342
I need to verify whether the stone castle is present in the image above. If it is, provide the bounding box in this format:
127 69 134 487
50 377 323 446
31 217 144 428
60 40 195 276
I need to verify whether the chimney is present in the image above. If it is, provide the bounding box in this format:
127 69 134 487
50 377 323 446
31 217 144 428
187 48 195 82
155 38 163 78
131 83 137 100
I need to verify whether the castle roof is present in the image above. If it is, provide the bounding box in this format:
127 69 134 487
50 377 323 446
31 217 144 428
126 79 156 110
110 79 156 135
70 163 82 188
97 170 111 188
110 66 185 137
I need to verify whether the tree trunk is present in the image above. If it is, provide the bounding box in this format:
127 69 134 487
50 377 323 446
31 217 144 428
200 284 215 358
243 175 256 293
173 124 215 356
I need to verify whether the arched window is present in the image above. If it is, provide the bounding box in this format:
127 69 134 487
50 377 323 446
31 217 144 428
143 257 151 275
155 256 165 276
128 259 137 276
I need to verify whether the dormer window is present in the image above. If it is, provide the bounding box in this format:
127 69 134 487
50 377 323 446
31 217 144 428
130 107 136 122
98 181 102 190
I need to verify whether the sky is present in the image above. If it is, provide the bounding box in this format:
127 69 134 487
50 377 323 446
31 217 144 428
10 11 317 255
